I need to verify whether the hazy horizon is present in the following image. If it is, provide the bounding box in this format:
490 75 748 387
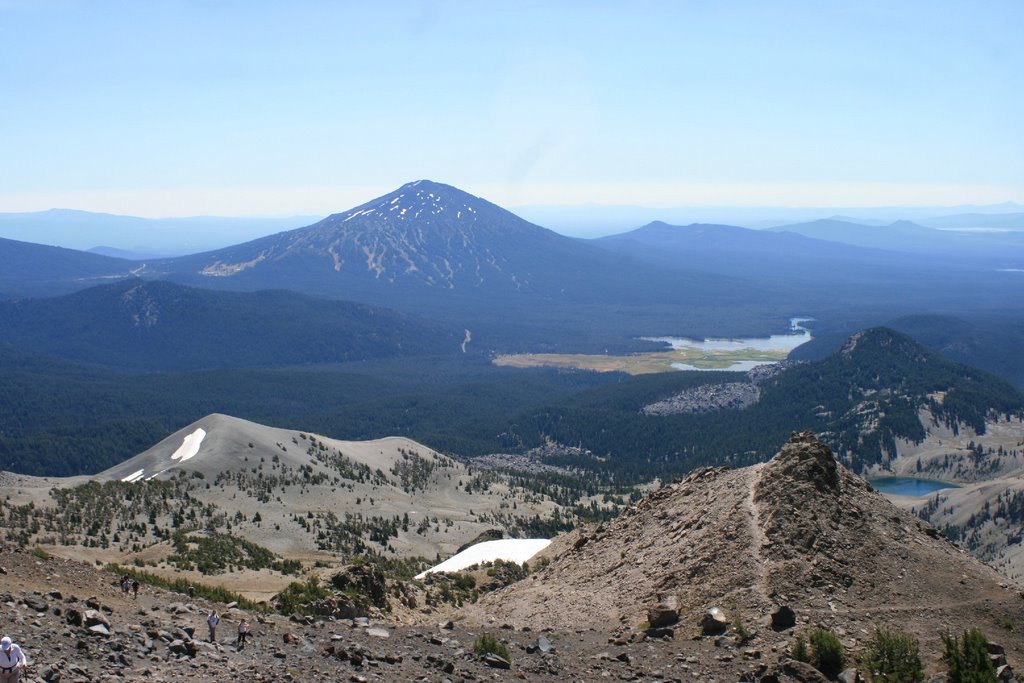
2 191 1023 251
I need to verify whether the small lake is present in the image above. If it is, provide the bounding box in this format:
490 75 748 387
871 477 960 497
641 317 814 372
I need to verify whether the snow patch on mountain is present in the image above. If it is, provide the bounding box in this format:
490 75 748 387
120 469 145 483
415 538 551 579
170 428 206 463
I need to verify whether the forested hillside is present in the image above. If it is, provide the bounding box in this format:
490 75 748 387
4 328 1019 481
0 279 462 371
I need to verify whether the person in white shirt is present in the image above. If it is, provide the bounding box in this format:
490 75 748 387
207 611 219 643
0 636 27 683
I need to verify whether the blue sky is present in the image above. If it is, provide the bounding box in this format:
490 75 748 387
1 0 1022 216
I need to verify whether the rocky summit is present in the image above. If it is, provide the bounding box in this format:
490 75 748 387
470 432 1023 672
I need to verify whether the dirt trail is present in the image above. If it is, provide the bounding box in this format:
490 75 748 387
744 464 772 604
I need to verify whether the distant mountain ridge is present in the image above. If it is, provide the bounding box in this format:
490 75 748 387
0 236 138 299
511 327 1024 481
919 211 1024 230
594 219 911 277
0 208 319 253
0 279 461 371
767 217 1024 257
3 412 574 571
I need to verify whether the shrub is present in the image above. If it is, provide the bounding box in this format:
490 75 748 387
808 627 845 677
485 559 529 587
942 629 997 683
792 634 809 662
732 616 752 644
861 628 924 683
474 632 511 662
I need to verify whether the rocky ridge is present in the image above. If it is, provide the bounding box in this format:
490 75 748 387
468 432 1023 673
0 414 571 598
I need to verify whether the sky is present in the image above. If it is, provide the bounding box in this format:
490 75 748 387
1 0 1022 217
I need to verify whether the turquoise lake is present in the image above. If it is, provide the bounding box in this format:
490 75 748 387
870 477 959 496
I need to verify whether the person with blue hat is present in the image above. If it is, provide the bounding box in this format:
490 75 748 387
0 636 27 683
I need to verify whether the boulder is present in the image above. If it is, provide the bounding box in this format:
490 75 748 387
647 596 679 628
838 668 861 683
482 653 511 669
701 607 729 634
83 609 110 629
87 624 110 636
997 665 1014 682
167 602 192 615
771 605 796 631
40 665 61 682
23 594 49 612
783 659 832 683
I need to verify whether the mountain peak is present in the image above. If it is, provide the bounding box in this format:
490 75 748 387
331 180 492 226
758 430 840 495
158 180 595 295
839 326 929 361
471 433 1014 655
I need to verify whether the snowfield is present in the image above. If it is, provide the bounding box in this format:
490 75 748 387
120 469 145 483
415 538 551 579
170 428 206 463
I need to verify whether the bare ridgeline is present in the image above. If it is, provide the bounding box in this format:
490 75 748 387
2 432 1020 682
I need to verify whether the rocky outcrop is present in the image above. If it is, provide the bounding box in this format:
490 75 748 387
642 382 761 416
331 563 389 609
640 362 804 416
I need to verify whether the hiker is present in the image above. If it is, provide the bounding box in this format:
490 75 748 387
121 576 130 594
207 610 219 643
132 579 140 599
0 636 27 683
236 619 250 649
